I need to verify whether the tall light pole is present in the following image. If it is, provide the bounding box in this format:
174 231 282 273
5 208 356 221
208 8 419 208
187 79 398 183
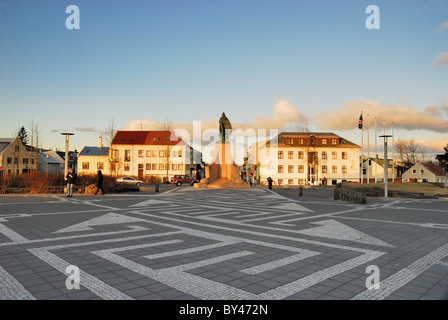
380 135 392 198
61 133 74 179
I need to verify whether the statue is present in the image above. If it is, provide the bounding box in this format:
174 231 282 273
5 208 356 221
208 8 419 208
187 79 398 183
219 112 232 142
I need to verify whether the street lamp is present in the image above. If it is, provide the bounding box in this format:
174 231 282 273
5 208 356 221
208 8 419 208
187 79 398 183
61 133 74 179
46 153 49 176
380 135 392 198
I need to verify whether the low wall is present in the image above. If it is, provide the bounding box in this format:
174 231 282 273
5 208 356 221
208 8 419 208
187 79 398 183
334 186 367 204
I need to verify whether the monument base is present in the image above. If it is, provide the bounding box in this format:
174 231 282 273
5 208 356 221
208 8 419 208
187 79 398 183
194 142 250 189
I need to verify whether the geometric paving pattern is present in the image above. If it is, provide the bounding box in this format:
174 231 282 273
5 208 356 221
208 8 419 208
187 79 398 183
0 186 447 300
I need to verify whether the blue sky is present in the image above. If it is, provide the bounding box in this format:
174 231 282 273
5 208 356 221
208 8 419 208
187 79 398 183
1 0 447 157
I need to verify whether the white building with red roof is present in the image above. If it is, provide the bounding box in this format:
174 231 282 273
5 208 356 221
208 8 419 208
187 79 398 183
402 162 447 184
109 130 202 182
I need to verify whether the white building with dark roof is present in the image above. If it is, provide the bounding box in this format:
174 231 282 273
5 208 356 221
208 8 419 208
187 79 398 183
249 132 361 186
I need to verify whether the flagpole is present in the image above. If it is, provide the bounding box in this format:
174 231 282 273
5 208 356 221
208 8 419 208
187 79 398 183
375 117 377 183
383 120 386 184
361 112 364 184
392 122 395 183
367 115 370 184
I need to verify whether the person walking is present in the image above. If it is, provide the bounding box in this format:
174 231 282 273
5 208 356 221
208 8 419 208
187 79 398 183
94 170 105 195
267 177 273 190
66 168 77 197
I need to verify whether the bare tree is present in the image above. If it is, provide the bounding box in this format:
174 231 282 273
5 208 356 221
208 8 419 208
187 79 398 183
102 118 120 177
395 138 422 165
160 120 174 182
28 120 43 172
395 138 407 164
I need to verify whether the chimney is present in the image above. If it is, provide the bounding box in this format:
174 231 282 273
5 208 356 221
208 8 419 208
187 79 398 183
98 136 103 148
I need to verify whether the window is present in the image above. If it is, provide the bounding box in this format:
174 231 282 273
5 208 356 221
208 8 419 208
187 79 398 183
342 165 347 173
97 162 104 170
172 151 177 158
152 163 157 170
278 165 283 173
138 150 144 158
412 169 416 174
288 179 294 185
124 150 131 162
124 163 130 171
82 162 89 170
288 165 294 173
322 151 327 159
332 151 337 160
332 166 337 173
23 158 29 165
146 150 152 157
138 164 144 170
332 138 338 145
110 149 119 162
298 151 304 159
322 139 327 145
146 163 152 170
178 164 184 172
286 138 294 145
298 165 304 173
159 163 164 171
178 150 183 157
298 138 304 144
172 164 177 171
159 150 165 157
322 165 327 174
278 151 283 159
278 179 283 186
342 152 347 160
288 151 294 159
420 169 424 174
151 150 157 157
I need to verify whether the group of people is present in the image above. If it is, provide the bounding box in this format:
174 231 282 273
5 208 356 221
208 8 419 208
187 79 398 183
65 169 104 197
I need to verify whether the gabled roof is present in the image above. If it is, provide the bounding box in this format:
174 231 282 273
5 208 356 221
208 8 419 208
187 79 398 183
266 132 359 148
112 131 187 146
0 138 15 154
78 146 109 157
422 163 446 176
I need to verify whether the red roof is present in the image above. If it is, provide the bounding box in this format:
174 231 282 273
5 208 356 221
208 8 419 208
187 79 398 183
112 131 187 146
423 163 446 176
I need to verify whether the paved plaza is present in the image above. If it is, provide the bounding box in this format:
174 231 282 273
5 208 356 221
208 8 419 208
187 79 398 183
0 186 447 301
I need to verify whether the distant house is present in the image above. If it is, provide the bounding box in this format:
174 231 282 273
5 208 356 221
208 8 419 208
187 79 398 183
402 162 447 184
77 146 110 176
0 137 32 174
361 157 403 182
37 150 65 173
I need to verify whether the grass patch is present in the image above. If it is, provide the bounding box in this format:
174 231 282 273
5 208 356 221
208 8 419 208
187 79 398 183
341 182 448 198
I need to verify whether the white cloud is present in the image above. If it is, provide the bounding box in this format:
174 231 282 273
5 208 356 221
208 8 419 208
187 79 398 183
437 22 448 33
314 99 448 133
121 98 308 137
433 52 448 69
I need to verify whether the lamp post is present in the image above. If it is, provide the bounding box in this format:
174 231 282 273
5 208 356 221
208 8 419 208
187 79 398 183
46 154 49 176
380 135 392 198
61 133 74 180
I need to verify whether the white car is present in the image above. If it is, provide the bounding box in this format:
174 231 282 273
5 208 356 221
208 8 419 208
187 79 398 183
116 177 144 186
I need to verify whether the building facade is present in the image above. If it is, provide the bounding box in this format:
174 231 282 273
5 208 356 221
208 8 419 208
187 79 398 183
0 137 33 174
402 162 447 184
249 132 360 186
108 131 202 182
77 145 110 175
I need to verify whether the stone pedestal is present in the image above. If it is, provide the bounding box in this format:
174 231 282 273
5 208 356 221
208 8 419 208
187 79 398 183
194 142 250 189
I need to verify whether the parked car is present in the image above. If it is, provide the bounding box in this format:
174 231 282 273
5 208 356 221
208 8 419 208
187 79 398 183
171 175 198 186
116 177 144 186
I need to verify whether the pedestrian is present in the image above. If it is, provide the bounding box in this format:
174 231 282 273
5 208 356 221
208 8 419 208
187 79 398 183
66 168 77 197
248 172 253 187
95 170 105 195
267 177 273 190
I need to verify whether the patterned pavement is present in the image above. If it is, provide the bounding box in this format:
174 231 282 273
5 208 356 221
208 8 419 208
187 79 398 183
0 186 447 301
